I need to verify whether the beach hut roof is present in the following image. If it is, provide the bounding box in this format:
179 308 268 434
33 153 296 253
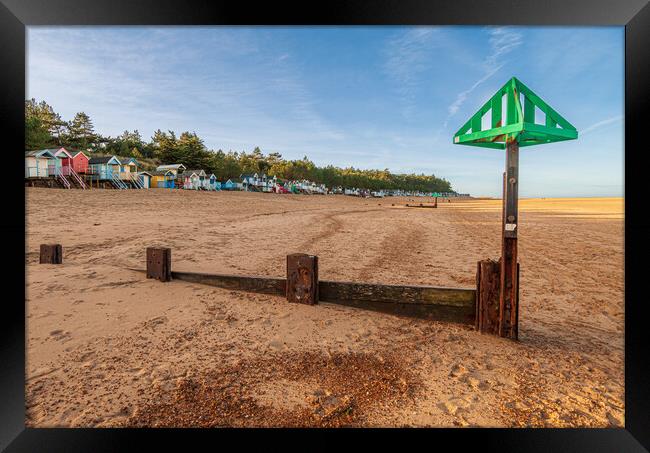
72 150 89 159
89 155 121 165
25 149 57 158
137 171 153 177
51 147 73 158
150 170 174 176
184 169 206 176
157 163 187 171
119 157 138 165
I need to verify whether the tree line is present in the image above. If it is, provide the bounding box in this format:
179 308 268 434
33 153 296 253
25 99 453 193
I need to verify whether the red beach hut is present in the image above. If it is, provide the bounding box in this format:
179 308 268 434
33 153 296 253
71 151 90 174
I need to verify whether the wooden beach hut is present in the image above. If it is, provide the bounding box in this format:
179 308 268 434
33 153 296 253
182 171 198 189
201 172 211 190
156 164 186 177
89 156 120 179
51 147 87 189
25 149 56 178
208 173 220 190
151 170 175 188
88 155 129 189
157 163 186 187
71 151 89 174
262 175 276 192
118 157 138 174
52 147 73 170
117 157 143 188
137 171 152 189
240 173 255 191
183 169 207 190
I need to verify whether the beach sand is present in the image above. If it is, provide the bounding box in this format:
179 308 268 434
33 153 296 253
25 188 624 427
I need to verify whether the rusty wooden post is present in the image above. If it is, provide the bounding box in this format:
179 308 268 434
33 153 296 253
39 244 62 264
499 141 519 339
146 247 171 282
286 253 318 305
433 197 438 208
476 259 500 334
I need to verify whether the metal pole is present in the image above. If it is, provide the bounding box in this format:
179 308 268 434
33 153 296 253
500 140 519 339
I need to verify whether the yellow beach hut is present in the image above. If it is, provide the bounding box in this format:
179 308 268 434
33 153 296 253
151 170 175 188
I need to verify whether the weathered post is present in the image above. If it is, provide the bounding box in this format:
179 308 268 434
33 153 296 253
146 247 171 282
475 258 500 334
455 77 577 339
39 244 62 264
286 253 318 305
500 140 519 338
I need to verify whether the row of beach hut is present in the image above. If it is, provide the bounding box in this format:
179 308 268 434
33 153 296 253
25 147 464 197
25 148 147 189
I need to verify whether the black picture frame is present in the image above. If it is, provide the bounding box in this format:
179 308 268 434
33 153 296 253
2 0 648 450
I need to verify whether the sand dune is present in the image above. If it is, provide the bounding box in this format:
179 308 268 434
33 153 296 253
25 188 624 427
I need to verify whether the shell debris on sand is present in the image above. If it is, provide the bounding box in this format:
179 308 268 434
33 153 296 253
121 350 421 428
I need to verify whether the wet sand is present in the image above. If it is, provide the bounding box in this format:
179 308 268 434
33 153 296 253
25 188 624 427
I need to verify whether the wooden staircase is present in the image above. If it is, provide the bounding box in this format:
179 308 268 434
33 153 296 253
67 167 87 189
54 168 71 189
111 172 129 189
129 173 144 189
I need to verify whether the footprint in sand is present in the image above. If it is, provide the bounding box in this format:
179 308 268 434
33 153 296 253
49 329 71 341
462 372 491 390
143 316 169 330
438 397 472 416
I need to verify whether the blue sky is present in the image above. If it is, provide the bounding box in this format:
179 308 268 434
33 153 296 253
27 26 623 197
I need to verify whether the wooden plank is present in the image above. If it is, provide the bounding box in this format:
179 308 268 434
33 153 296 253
405 203 437 208
322 298 475 325
171 271 285 295
319 280 474 307
286 253 319 305
39 244 62 264
128 267 475 324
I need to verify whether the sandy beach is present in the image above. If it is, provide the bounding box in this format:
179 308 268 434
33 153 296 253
25 188 624 427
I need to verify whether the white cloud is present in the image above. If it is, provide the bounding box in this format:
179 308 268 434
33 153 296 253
580 115 623 135
383 27 442 119
27 27 344 150
445 27 523 124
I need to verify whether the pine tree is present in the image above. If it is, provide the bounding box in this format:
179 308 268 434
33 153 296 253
25 116 53 150
67 112 97 151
